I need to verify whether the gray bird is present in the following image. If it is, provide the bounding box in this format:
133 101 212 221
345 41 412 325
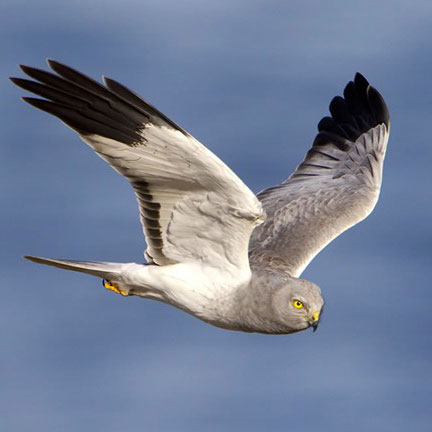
11 61 389 334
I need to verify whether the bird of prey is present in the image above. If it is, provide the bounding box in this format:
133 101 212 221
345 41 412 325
11 61 389 334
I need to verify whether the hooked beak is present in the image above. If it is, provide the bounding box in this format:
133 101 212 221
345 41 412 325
310 311 320 332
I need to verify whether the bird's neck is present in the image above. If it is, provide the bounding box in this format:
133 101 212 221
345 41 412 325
222 268 286 334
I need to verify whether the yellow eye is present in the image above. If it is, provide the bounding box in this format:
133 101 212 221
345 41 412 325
293 300 304 309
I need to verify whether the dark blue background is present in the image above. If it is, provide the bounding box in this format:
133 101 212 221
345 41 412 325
2 1 431 431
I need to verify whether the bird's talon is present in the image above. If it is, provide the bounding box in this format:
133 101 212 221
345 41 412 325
103 279 129 296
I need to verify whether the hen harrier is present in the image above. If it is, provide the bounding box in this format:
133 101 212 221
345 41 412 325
11 61 389 334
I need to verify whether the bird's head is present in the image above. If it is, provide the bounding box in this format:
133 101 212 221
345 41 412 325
271 278 324 334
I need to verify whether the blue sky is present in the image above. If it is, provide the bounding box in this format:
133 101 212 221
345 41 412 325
1 1 431 431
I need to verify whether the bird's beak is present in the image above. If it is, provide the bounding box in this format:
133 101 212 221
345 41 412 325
311 311 320 332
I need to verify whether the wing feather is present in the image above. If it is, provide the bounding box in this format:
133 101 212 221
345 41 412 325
249 73 390 277
12 61 264 272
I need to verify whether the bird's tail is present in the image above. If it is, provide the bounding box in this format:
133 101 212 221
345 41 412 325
24 255 124 279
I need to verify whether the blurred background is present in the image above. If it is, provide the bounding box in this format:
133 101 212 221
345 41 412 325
1 1 431 431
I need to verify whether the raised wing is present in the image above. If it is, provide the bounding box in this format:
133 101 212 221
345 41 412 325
12 60 264 272
249 73 389 277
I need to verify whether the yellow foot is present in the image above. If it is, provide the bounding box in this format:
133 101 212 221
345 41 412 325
103 279 129 297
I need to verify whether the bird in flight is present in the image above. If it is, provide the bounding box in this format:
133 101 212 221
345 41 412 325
11 61 389 334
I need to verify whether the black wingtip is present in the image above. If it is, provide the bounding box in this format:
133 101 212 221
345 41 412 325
354 72 390 128
20 97 66 120
354 72 370 91
367 84 390 128
46 58 59 69
10 77 34 91
354 72 369 84
311 72 389 151
21 96 45 107
24 255 38 263
10 77 37 97
102 75 112 86
46 59 68 75
19 64 34 75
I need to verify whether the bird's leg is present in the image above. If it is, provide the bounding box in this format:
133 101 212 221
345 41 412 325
102 279 129 297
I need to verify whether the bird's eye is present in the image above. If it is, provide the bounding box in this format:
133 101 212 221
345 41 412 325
293 300 304 309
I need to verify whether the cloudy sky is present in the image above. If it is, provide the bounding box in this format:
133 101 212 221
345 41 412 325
1 1 431 431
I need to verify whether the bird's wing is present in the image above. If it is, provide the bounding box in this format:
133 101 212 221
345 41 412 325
249 73 389 277
12 60 264 273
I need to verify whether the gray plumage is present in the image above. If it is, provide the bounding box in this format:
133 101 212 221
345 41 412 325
12 61 389 335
